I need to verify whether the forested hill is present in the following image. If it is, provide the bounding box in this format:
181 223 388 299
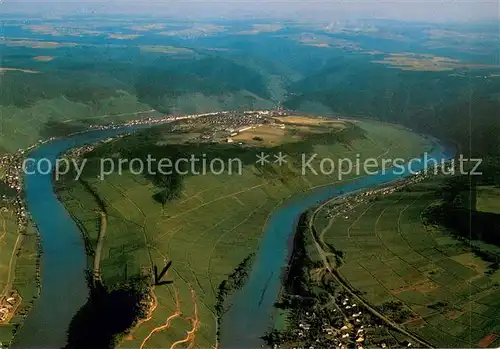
283 57 500 180
1 17 499 155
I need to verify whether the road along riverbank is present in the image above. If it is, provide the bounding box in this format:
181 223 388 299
221 141 454 347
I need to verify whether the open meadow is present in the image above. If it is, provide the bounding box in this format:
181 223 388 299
57 118 432 347
477 186 500 215
314 180 500 348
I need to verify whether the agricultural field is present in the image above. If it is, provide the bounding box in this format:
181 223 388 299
0 207 20 294
371 53 499 72
314 180 500 348
56 118 433 348
476 186 500 214
230 117 346 146
0 205 39 346
0 93 161 152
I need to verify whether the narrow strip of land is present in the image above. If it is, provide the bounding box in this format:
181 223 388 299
0 230 23 300
93 211 107 284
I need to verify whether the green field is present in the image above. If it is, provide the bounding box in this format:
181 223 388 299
314 180 500 348
1 15 499 348
0 207 20 297
0 93 162 152
0 205 39 346
57 118 432 347
477 186 500 214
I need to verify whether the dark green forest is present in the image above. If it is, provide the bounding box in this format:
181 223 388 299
2 18 499 171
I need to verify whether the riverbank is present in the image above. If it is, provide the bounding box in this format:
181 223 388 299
12 126 158 348
0 164 41 347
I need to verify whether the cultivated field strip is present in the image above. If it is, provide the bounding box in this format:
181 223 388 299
316 183 500 348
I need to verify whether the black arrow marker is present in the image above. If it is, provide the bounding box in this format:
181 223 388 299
154 261 173 286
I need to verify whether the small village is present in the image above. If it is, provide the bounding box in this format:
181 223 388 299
0 154 29 230
0 109 289 226
0 290 21 325
52 109 292 178
288 292 399 349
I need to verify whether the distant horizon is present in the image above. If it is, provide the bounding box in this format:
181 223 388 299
2 0 499 24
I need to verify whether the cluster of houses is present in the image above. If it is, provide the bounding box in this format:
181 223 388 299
173 109 289 144
287 291 413 349
282 175 441 348
0 153 25 192
0 153 29 228
324 171 430 220
0 108 289 228
286 293 368 349
120 109 288 130
122 111 203 127
65 144 96 158
0 290 21 324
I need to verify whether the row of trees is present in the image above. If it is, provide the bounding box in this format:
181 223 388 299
215 254 255 339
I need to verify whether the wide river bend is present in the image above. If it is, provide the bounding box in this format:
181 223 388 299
12 126 454 348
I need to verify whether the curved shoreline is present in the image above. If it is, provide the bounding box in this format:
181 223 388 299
13 126 144 349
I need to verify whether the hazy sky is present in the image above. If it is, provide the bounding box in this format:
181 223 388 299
2 0 499 23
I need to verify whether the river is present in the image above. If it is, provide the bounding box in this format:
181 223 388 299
12 125 453 348
13 127 140 349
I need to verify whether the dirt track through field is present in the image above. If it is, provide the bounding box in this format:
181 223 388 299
140 287 182 349
93 211 107 284
169 289 199 349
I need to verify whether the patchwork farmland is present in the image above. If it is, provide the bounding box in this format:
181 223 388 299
0 205 39 346
314 181 500 348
